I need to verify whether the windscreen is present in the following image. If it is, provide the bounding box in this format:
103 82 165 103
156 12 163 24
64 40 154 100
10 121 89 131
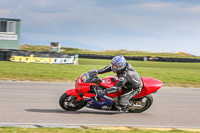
82 69 100 83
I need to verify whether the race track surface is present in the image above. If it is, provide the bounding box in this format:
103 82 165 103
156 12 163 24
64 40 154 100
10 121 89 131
0 81 200 128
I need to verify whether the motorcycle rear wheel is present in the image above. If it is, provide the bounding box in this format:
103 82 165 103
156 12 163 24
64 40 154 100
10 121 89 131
128 94 153 113
59 93 86 111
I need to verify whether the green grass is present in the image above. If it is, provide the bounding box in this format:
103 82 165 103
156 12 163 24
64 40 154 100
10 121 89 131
0 58 200 87
0 61 94 82
0 127 199 133
20 44 50 51
80 59 200 87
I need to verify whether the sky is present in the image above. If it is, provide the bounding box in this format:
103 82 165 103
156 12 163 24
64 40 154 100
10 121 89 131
1 0 200 56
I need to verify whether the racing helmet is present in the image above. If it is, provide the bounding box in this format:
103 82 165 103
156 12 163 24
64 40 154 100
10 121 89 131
111 55 126 73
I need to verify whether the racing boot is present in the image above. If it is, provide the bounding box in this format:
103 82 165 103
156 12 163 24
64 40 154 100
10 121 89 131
120 103 132 112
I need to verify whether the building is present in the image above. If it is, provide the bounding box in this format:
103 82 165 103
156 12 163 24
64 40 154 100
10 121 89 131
0 18 21 49
50 42 61 52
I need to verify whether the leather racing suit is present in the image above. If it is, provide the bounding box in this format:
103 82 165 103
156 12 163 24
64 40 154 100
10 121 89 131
98 62 143 108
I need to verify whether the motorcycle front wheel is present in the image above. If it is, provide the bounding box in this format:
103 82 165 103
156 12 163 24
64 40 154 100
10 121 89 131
128 94 153 113
59 93 86 111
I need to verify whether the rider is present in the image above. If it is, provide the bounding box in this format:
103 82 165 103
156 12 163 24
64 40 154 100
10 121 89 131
97 55 143 110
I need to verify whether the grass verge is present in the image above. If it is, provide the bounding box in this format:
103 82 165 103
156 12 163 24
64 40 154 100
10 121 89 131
0 58 200 87
0 127 199 133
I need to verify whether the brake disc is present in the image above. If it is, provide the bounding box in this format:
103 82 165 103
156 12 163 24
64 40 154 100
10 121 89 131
131 101 146 110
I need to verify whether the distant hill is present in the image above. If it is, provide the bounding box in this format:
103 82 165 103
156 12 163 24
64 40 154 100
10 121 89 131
20 36 103 51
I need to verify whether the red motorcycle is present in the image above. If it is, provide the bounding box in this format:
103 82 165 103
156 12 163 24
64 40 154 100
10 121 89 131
59 69 162 113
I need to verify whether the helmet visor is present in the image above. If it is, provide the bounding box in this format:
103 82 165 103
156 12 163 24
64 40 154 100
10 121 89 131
111 64 122 73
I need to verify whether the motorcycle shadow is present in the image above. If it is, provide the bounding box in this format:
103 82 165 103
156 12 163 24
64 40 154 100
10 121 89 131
25 109 122 115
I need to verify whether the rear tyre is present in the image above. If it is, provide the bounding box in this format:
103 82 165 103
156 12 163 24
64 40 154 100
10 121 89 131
128 94 153 113
59 93 86 111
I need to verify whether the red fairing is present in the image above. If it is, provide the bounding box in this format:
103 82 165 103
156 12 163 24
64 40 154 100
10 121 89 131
99 76 124 97
99 76 118 88
75 75 123 98
82 93 96 100
134 77 162 98
73 72 162 100
66 89 83 101
75 73 96 93
74 73 98 100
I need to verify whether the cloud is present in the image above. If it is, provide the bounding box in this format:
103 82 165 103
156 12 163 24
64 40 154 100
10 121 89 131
0 9 11 16
140 3 171 8
183 6 200 12
1 0 200 55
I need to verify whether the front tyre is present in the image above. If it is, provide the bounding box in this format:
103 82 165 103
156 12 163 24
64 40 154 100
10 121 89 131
128 94 153 113
59 93 86 111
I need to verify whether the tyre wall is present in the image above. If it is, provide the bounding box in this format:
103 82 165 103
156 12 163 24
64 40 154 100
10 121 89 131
79 54 200 62
0 49 79 64
0 49 200 63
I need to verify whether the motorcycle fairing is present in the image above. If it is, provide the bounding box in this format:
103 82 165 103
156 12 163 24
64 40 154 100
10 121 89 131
65 89 83 101
98 76 118 88
85 94 114 110
61 69 162 112
68 72 162 102
75 73 124 98
134 77 162 98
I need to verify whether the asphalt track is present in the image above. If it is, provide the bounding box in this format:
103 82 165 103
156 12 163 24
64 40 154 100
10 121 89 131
0 81 200 129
